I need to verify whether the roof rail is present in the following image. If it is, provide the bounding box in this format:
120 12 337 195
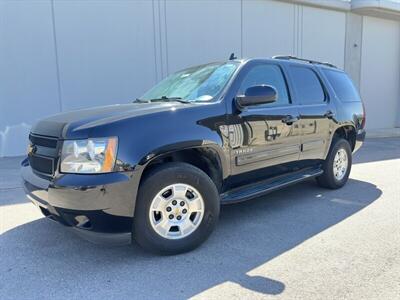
272 55 337 68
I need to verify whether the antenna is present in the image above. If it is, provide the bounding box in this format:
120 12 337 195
229 53 237 60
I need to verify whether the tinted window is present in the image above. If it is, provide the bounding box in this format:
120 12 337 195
323 69 360 102
239 64 290 106
289 66 325 104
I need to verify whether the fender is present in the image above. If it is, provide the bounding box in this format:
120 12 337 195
125 139 228 216
137 140 229 177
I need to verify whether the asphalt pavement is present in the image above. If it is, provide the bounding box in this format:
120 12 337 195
1 138 399 299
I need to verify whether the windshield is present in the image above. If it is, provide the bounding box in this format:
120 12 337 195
139 62 238 102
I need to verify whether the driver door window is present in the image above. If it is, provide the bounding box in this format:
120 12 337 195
238 64 290 107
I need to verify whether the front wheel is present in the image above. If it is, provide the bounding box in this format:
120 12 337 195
317 138 352 189
133 162 220 255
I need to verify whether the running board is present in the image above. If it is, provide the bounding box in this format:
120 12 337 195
220 167 323 204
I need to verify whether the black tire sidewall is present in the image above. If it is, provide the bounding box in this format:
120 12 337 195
134 162 220 254
324 138 352 188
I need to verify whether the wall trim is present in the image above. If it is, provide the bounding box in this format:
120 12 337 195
351 0 400 21
278 0 350 12
278 0 400 20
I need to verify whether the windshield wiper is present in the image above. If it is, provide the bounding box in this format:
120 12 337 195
148 96 191 104
134 96 190 104
134 98 150 103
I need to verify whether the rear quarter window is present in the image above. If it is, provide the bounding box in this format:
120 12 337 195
323 69 361 102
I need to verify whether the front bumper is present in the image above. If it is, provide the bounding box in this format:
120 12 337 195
21 158 139 240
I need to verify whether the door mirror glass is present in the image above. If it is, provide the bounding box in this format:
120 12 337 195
235 85 277 109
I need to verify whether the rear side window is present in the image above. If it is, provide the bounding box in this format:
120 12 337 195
323 69 361 102
238 64 290 106
289 66 325 104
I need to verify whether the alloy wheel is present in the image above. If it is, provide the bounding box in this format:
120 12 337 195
148 183 204 239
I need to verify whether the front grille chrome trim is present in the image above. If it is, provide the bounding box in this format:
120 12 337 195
29 133 59 148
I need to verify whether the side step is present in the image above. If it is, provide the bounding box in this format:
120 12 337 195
220 167 323 204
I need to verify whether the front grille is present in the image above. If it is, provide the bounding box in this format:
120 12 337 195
29 155 55 174
28 133 60 175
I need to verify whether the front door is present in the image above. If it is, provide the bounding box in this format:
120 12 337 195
227 63 301 186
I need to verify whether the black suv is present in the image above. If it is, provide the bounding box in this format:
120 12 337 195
22 56 366 254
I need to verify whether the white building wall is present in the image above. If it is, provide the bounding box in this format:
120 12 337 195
360 16 400 129
242 0 296 57
165 0 242 73
301 6 346 69
241 0 346 69
53 0 158 111
0 1 60 157
0 0 399 157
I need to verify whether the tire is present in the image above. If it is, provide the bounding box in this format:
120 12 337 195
133 162 220 255
316 138 352 189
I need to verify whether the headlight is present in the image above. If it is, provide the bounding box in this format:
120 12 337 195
60 137 118 174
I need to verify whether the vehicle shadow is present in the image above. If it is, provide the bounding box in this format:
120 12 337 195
1 178 381 299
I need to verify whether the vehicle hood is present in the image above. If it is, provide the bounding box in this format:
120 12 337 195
30 102 188 138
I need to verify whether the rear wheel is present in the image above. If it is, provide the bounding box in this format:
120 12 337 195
317 138 352 189
133 162 220 255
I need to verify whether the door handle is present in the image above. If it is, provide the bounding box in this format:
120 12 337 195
282 115 299 125
324 110 335 119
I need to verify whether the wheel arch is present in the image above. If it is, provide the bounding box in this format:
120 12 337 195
332 125 357 151
131 141 228 216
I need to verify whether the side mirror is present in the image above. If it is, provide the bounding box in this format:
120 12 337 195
235 85 277 109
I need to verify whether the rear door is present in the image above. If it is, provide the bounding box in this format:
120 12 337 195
287 65 334 160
